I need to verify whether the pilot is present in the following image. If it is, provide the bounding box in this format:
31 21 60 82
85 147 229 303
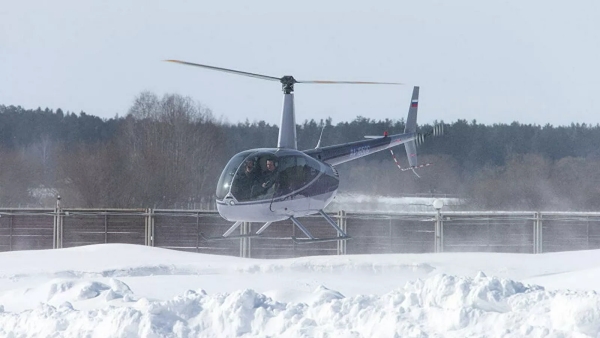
233 159 258 200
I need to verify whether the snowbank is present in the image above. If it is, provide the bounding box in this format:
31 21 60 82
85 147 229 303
1 244 600 337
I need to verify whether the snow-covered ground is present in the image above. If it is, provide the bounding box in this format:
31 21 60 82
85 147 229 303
1 244 600 337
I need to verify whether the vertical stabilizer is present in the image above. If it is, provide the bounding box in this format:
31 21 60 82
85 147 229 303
404 86 419 167
404 86 419 133
278 93 297 149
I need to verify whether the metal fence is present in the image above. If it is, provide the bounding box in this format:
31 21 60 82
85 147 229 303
2 208 600 258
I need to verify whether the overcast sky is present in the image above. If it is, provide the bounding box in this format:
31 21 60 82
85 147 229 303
2 0 598 127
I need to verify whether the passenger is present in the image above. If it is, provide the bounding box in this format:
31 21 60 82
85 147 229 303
261 160 277 190
252 159 277 199
243 160 257 178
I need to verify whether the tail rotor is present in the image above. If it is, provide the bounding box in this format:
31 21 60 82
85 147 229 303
416 124 444 146
393 123 444 177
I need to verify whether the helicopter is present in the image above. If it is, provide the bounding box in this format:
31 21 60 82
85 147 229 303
166 60 442 244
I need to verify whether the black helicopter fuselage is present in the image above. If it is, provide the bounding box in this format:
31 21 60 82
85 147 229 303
216 132 416 222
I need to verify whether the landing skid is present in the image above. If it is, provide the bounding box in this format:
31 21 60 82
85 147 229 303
202 210 351 244
200 233 262 241
291 236 348 244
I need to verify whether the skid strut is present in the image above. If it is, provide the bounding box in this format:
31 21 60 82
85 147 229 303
200 221 274 241
291 210 351 244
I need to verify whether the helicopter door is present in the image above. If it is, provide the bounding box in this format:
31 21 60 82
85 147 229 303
269 155 317 210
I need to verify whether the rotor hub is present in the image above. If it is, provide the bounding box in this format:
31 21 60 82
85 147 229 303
280 76 297 94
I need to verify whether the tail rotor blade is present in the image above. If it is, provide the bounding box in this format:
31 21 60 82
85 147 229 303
416 134 424 146
416 124 444 147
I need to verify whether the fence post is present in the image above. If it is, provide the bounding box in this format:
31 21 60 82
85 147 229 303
240 222 251 258
337 210 347 255
434 209 444 253
388 217 393 253
54 196 63 249
196 212 200 253
532 212 539 254
540 213 543 253
587 216 590 250
145 209 155 246
433 200 444 253
533 212 543 254
104 214 108 244
245 222 252 258
240 222 244 257
151 209 155 246
440 210 445 252
53 207 57 249
9 214 13 251
144 209 148 246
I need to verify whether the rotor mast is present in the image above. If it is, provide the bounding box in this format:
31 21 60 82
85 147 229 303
278 76 298 149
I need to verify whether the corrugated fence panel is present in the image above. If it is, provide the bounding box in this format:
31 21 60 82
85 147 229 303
3 209 600 256
443 214 535 253
249 215 339 259
62 210 146 248
345 213 435 254
0 210 54 251
0 214 12 252
541 215 600 253
153 211 240 256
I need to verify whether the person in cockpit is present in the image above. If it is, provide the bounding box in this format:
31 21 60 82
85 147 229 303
258 159 278 193
232 159 258 201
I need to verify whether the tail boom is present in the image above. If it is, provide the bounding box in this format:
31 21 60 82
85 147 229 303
304 132 417 166
303 86 424 167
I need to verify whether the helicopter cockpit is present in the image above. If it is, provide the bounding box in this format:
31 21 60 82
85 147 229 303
216 149 338 203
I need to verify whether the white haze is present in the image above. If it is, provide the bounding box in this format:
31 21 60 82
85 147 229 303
1 244 600 337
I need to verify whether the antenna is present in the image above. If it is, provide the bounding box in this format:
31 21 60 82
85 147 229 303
315 123 326 149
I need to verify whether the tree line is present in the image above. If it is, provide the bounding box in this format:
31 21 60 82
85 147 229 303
1 92 600 210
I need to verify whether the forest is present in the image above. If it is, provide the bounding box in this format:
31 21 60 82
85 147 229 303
2 91 600 211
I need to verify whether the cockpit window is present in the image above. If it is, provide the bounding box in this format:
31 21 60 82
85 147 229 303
229 153 278 201
229 153 323 202
215 150 255 200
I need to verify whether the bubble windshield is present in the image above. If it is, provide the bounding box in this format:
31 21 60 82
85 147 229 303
215 150 255 200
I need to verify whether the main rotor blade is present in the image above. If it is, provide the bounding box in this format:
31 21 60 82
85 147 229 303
297 80 404 85
164 59 281 82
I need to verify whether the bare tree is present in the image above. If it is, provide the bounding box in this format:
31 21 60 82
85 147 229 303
117 92 227 207
55 140 131 207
